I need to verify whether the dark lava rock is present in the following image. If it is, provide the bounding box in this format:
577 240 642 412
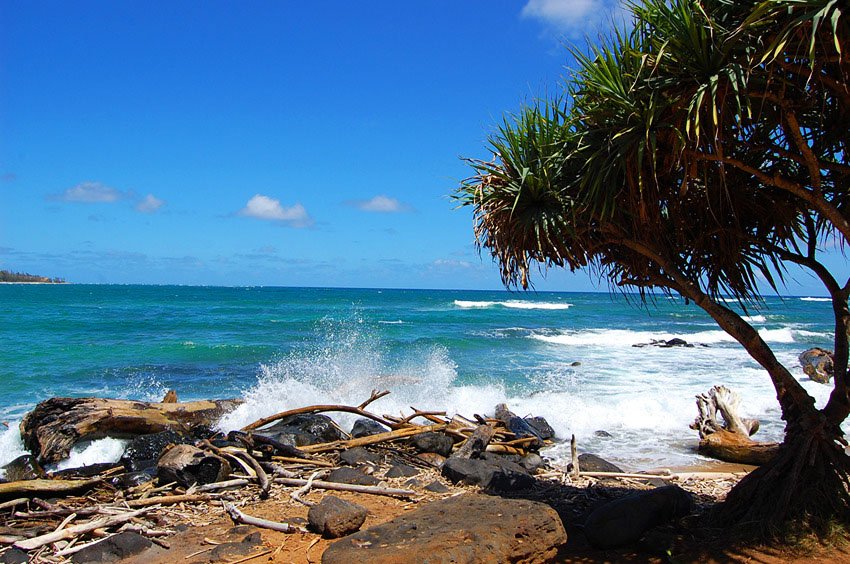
495 404 544 448
423 480 450 493
578 453 624 473
799 347 834 384
121 430 195 473
207 529 263 561
308 495 368 538
350 418 387 438
156 444 231 488
256 413 345 447
1 455 46 481
70 531 152 563
520 452 544 472
110 471 153 489
594 430 613 438
326 467 380 486
410 431 454 457
415 452 447 468
441 457 535 491
385 463 419 478
338 447 381 467
322 493 566 564
524 416 556 440
0 549 28 564
584 485 693 548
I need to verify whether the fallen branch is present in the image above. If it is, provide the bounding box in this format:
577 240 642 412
357 389 391 410
242 399 397 433
0 498 29 511
299 424 447 454
223 503 304 533
291 470 327 507
125 494 216 508
275 477 414 498
194 479 250 492
450 424 495 460
14 508 149 551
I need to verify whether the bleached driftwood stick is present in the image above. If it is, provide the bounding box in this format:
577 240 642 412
125 493 216 508
195 479 250 492
290 470 327 507
275 477 414 498
300 424 447 454
0 498 29 511
14 508 149 550
223 503 303 533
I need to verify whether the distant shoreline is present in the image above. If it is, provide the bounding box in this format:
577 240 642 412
0 281 68 285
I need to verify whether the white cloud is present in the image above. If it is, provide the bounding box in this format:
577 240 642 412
521 0 625 34
432 259 473 269
58 182 124 203
239 194 312 227
348 195 410 213
135 194 165 213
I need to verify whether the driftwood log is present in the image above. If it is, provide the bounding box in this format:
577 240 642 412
20 397 243 463
690 386 780 465
0 478 101 503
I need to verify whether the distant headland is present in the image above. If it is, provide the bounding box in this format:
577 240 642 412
0 270 66 283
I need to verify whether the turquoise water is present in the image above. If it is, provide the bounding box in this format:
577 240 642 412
0 285 837 469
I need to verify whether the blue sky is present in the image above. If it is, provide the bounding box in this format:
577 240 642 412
0 1 842 294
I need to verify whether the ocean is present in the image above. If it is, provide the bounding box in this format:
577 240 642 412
0 284 836 474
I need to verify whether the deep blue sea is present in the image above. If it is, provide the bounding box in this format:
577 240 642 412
0 285 836 472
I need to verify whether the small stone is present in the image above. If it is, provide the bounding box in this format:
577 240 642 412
209 542 256 562
424 480 450 493
156 444 231 487
409 431 454 457
385 463 419 478
520 453 544 472
594 430 613 438
441 457 535 491
327 467 380 486
578 453 623 473
524 416 556 440
0 549 28 564
415 452 446 468
308 495 368 538
70 532 152 563
570 361 582 366
338 447 381 467
351 418 388 438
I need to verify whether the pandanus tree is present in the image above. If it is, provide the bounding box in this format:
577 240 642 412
457 0 850 537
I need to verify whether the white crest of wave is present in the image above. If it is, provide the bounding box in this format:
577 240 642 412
0 424 28 474
742 315 766 323
800 297 831 302
217 320 509 433
454 300 572 310
52 438 128 471
533 326 802 347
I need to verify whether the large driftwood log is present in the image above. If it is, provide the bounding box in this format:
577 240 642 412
20 397 243 464
698 429 780 465
690 386 779 465
0 478 100 503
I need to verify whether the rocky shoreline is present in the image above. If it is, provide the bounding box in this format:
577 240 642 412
0 392 835 563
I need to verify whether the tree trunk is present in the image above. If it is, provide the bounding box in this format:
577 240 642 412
713 415 850 537
20 397 242 464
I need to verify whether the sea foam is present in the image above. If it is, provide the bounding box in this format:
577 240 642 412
454 300 572 310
